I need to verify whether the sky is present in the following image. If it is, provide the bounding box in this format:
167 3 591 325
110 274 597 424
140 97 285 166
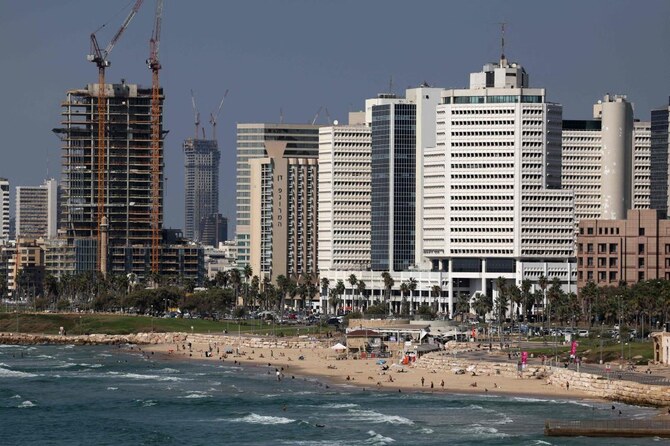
1 0 669 234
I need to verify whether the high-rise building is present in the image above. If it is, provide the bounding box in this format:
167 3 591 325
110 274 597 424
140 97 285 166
318 113 372 271
0 178 9 242
367 85 443 272
422 56 574 305
236 123 321 268
183 138 220 242
561 95 649 229
651 98 670 213
16 179 58 239
248 141 318 283
53 81 165 276
199 213 227 247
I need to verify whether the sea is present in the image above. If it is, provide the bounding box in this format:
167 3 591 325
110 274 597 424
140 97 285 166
0 344 664 446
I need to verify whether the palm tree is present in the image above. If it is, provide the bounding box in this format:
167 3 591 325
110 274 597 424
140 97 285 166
328 288 342 316
348 274 358 312
472 292 493 322
580 280 599 327
381 272 394 315
356 280 366 311
495 277 509 344
454 293 471 322
431 284 442 314
229 268 242 308
399 282 410 317
243 265 253 308
538 274 548 324
334 280 345 314
276 274 289 314
520 279 532 323
408 278 418 315
250 275 260 310
508 283 521 324
547 277 563 327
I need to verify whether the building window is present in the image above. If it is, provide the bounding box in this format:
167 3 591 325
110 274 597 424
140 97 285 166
587 271 593 280
587 257 594 267
639 244 645 254
609 244 617 254
598 243 606 253
587 243 594 253
638 271 645 281
598 271 606 282
666 244 670 255
598 257 607 267
639 227 645 236
587 227 594 235
639 257 645 268
578 243 583 253
609 257 618 268
578 271 583 280
578 257 583 266
609 271 617 282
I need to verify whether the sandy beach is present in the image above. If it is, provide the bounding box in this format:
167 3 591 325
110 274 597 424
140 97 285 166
142 335 594 401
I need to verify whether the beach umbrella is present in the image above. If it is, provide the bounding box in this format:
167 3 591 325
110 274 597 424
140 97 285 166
331 343 347 350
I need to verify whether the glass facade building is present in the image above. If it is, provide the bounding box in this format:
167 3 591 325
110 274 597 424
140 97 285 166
371 103 416 271
650 103 670 213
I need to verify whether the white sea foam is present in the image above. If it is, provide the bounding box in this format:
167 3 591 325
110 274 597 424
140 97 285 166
365 430 395 445
18 400 35 408
106 387 118 391
321 403 359 409
36 354 55 359
79 363 103 368
10 394 21 399
228 413 295 425
159 368 180 374
345 409 413 425
181 393 212 399
0 367 37 378
533 441 552 445
107 372 185 381
141 400 157 407
54 362 77 369
418 428 434 434
467 424 509 439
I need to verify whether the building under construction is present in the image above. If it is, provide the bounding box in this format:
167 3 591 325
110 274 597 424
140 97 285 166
52 81 201 282
183 138 220 244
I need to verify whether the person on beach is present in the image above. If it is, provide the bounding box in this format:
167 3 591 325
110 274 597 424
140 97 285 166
440 379 444 389
421 377 425 387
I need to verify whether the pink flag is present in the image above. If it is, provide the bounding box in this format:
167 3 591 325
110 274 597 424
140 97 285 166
521 351 528 365
570 340 578 356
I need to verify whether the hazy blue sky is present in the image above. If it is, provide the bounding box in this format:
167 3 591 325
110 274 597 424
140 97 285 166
1 0 669 233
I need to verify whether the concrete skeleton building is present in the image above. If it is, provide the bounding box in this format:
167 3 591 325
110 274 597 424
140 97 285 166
15 179 58 240
0 178 8 243
318 112 372 272
249 141 318 283
236 123 321 268
183 138 220 244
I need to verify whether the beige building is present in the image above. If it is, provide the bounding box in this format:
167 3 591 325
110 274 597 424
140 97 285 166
249 141 318 283
576 209 670 288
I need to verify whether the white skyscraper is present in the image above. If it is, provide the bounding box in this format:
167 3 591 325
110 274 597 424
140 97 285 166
318 113 372 271
0 178 9 242
423 56 574 301
561 95 649 229
16 179 58 239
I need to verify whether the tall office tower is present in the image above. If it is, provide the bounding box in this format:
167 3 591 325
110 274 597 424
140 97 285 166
15 179 58 239
54 81 164 273
562 95 646 228
367 85 443 272
248 141 318 282
0 178 9 242
423 57 573 280
199 213 227 247
236 123 320 268
651 98 670 213
318 112 372 271
184 138 220 242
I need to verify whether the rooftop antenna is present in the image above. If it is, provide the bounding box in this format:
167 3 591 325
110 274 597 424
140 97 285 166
311 106 322 125
279 107 284 124
498 21 507 60
388 75 394 95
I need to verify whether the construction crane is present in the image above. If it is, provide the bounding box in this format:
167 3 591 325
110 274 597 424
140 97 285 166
190 89 201 139
209 89 229 140
147 0 163 273
88 0 144 275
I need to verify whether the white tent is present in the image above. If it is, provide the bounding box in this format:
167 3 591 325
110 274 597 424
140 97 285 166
331 343 347 351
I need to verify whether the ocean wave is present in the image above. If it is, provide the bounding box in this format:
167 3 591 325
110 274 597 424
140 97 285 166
10 394 21 399
365 430 395 445
106 372 186 381
106 387 118 391
181 393 212 399
321 403 359 409
228 413 295 425
18 400 35 408
467 424 509 439
0 367 38 378
418 428 434 434
54 362 77 369
79 363 103 368
159 368 180 374
36 354 55 359
345 409 413 425
136 399 157 407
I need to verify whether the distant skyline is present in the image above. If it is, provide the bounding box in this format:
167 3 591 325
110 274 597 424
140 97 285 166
1 0 669 233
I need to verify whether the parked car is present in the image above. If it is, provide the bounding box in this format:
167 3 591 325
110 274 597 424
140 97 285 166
578 329 590 337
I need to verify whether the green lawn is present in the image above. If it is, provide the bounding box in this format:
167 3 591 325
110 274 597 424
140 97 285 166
0 312 329 337
522 336 654 364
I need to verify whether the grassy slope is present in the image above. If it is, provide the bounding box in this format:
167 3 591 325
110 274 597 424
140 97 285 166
0 313 327 337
